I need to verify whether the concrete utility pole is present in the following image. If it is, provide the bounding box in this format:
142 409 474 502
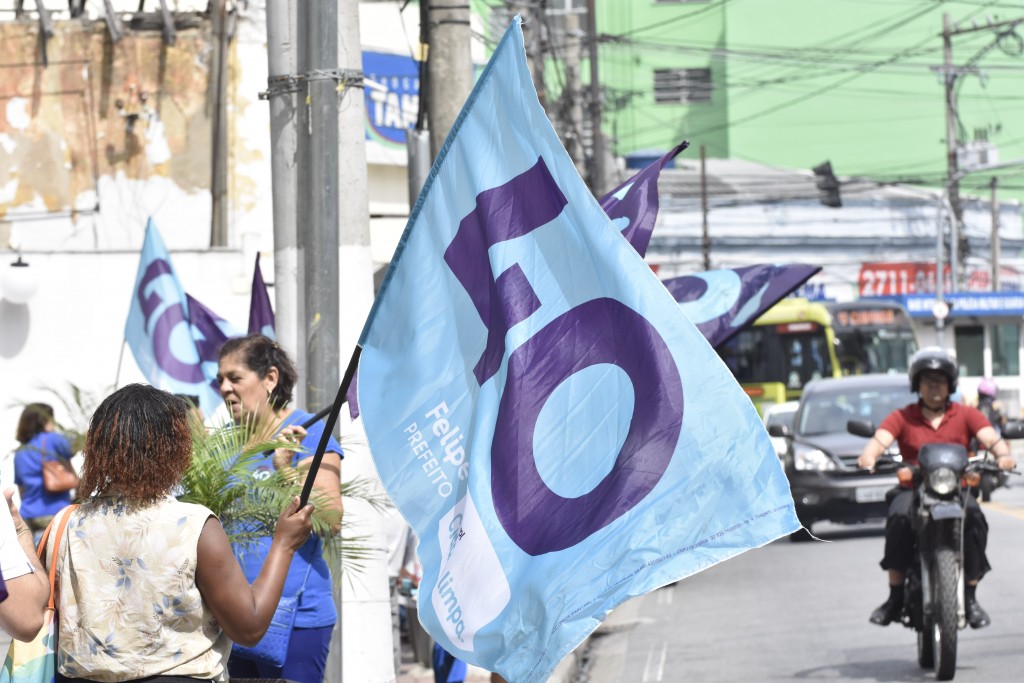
264 0 303 397
563 10 585 174
336 0 374 364
991 176 1000 291
941 13 962 291
209 0 230 247
523 3 549 112
939 13 1024 292
334 4 387 678
297 0 340 414
700 145 710 271
585 0 606 195
426 0 473 159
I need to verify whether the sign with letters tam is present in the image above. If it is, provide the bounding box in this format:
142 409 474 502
357 18 798 682
663 264 822 349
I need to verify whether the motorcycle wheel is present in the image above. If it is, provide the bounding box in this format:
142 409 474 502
917 613 934 669
932 546 959 681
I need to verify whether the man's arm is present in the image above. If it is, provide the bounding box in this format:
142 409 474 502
857 428 896 470
975 425 1015 470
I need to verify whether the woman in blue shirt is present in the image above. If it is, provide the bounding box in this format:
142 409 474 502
217 334 343 683
13 403 78 544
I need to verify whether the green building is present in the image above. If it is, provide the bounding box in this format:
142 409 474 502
484 0 1024 201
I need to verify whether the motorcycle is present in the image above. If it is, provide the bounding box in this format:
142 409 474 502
848 419 1023 681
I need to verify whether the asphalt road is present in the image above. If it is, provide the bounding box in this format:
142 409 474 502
574 481 1024 683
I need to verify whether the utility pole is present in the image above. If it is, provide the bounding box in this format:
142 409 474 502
938 13 1024 291
263 0 302 397
563 10 585 174
524 2 549 112
334 1 383 681
209 0 230 247
297 0 340 417
585 0 606 195
991 176 1000 291
426 0 473 159
942 13 962 291
700 145 709 271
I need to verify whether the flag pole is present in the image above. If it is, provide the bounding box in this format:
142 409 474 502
299 344 362 508
113 339 127 389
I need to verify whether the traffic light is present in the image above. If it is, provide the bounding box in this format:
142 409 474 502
812 161 842 208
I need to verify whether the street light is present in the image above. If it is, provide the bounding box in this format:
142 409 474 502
0 256 39 305
934 158 1024 346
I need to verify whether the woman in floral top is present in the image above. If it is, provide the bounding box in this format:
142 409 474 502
52 384 314 683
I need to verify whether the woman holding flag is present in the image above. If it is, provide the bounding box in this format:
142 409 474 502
217 334 344 683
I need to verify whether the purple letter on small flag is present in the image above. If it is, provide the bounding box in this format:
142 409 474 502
599 142 688 257
662 263 821 349
124 218 237 417
248 253 276 339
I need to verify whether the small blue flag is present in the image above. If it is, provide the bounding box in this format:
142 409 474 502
124 219 235 416
356 19 798 682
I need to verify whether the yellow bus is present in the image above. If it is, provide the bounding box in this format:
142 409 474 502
716 298 918 414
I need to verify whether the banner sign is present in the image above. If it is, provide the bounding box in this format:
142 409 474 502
859 261 1022 297
356 18 798 682
894 292 1024 318
363 51 420 149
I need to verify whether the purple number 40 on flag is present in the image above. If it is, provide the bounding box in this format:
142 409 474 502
443 157 685 556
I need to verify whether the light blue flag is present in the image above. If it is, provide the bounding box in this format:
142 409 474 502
124 219 229 416
357 18 799 683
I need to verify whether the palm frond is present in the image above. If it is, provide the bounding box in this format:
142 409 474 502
181 414 389 582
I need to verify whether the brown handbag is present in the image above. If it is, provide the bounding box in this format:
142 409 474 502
42 458 79 493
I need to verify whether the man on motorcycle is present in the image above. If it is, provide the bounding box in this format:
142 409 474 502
976 377 1007 433
856 347 1016 629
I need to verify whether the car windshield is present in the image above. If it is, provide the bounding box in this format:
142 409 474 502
797 385 913 436
765 406 797 431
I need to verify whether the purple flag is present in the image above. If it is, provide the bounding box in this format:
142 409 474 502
599 142 688 257
662 264 821 349
248 253 276 339
186 293 243 402
346 371 359 419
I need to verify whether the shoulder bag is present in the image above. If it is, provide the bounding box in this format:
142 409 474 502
1 504 79 683
37 436 79 495
41 460 78 494
230 561 313 669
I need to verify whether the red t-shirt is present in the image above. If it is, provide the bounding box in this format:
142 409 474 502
880 401 991 466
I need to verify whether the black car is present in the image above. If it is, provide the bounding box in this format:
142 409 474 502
768 374 910 536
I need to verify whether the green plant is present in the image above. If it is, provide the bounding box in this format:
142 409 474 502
179 415 389 581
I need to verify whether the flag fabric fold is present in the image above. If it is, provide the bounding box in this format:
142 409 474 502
663 264 822 349
124 219 237 417
599 142 688 257
355 18 798 682
248 253 276 339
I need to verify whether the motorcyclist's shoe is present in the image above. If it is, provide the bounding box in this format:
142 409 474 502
966 597 990 629
869 599 902 626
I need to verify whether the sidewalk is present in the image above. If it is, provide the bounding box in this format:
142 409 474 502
395 629 583 683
